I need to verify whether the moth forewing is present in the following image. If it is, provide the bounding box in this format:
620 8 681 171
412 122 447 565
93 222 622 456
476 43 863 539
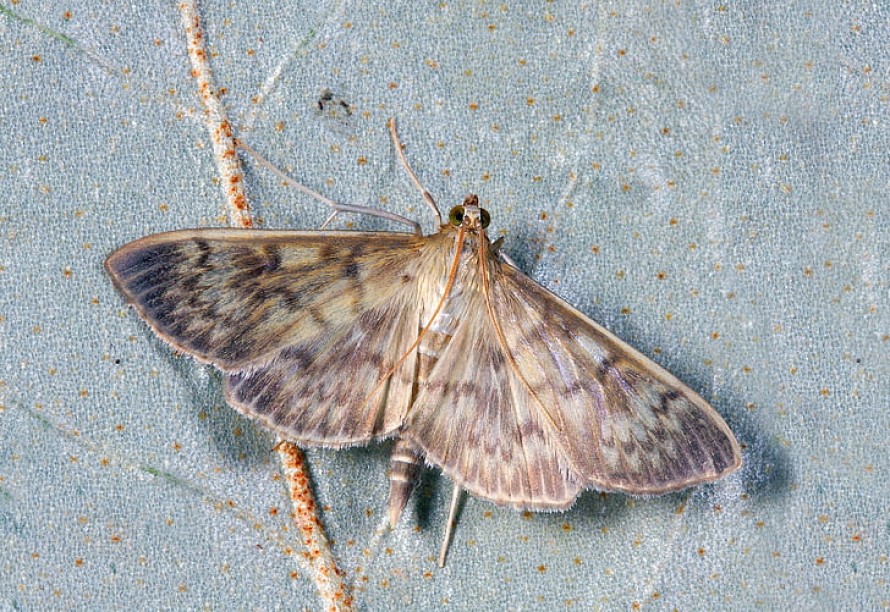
105 228 430 446
486 261 742 496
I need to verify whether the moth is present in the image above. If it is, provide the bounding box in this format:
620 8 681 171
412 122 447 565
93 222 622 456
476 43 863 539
106 121 741 566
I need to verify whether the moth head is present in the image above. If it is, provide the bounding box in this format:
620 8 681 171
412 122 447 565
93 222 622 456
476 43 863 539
448 194 491 230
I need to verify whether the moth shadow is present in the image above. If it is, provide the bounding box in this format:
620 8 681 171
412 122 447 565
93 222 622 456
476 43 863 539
158 345 274 466
413 464 446 531
501 223 549 274
723 403 793 504
564 488 634 526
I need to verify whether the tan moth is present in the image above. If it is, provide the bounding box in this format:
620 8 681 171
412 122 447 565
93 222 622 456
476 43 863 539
106 120 741 566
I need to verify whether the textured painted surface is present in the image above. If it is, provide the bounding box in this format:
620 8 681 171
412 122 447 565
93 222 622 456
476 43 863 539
1 1 888 609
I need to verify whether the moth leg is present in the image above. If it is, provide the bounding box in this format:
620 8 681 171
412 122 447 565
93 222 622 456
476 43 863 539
388 438 424 528
234 137 422 235
388 117 443 227
319 210 338 230
438 482 464 568
488 236 521 268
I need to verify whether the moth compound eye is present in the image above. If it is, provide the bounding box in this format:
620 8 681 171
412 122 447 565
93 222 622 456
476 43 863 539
480 208 491 228
448 205 465 226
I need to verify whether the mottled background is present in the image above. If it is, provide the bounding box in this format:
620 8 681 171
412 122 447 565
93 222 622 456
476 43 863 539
1 1 887 609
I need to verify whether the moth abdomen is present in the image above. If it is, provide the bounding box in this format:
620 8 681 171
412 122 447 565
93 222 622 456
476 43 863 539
388 438 424 528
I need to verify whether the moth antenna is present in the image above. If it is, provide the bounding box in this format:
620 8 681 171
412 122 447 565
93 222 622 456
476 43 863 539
438 483 463 568
478 232 562 433
359 225 467 420
388 117 443 226
235 137 423 235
